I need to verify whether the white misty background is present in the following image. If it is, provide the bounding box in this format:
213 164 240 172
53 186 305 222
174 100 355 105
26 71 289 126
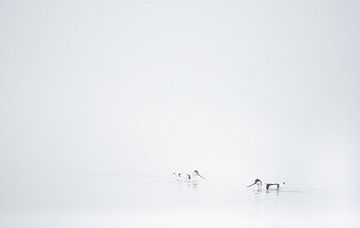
1 0 360 193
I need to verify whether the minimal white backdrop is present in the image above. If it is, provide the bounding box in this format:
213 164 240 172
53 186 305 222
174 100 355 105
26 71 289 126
1 1 360 227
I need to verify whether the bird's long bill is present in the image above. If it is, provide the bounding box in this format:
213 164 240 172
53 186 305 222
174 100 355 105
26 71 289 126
197 173 206 179
246 182 255 187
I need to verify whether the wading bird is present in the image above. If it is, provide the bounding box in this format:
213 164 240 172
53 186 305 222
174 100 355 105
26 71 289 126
173 170 206 181
247 178 285 191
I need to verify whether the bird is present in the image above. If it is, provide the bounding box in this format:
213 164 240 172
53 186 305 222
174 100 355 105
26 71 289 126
173 170 206 181
247 178 285 191
246 179 263 191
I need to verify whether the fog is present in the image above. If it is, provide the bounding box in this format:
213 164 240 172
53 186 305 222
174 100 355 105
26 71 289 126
1 0 360 227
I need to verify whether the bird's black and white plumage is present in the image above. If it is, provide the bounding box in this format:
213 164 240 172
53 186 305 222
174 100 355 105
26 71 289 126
247 178 285 191
246 179 263 190
173 170 205 181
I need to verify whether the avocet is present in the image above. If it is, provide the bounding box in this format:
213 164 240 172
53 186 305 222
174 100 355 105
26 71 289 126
247 178 285 191
173 170 206 181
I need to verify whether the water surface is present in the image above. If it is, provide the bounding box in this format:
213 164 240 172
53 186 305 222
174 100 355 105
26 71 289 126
0 173 359 228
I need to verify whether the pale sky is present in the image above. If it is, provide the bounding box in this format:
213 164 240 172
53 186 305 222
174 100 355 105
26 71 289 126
1 0 359 192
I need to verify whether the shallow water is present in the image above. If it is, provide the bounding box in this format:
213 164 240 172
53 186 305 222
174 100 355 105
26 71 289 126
0 173 359 228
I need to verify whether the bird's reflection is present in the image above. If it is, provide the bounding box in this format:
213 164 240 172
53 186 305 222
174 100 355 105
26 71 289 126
176 180 199 189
